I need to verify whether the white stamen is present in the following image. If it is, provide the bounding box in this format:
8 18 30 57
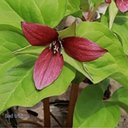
54 46 59 52
49 43 52 49
53 41 56 46
59 40 63 54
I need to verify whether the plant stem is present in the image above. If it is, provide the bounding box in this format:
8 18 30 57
66 84 79 127
43 97 51 127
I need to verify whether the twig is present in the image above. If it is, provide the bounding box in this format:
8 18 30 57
50 112 63 128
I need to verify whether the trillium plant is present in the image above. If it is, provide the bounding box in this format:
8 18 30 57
0 0 128 127
22 22 107 90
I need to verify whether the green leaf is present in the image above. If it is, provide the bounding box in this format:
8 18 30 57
82 53 117 83
34 0 67 27
0 30 75 113
75 22 128 87
65 0 80 16
0 0 80 29
75 22 117 83
109 87 128 113
73 85 120 128
112 13 128 54
0 0 22 29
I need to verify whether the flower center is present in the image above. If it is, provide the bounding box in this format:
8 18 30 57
49 39 63 54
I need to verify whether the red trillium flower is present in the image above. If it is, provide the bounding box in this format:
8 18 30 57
21 22 107 90
105 0 128 13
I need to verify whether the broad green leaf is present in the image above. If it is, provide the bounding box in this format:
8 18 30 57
0 0 80 29
0 30 75 113
0 0 22 29
65 0 80 16
75 22 128 87
73 85 120 128
5 0 45 23
34 0 67 27
82 53 117 83
75 22 117 83
109 87 128 113
112 13 128 54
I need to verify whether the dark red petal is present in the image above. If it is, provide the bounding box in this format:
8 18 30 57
21 22 58 46
63 37 107 62
34 48 64 90
105 0 111 3
115 0 128 13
